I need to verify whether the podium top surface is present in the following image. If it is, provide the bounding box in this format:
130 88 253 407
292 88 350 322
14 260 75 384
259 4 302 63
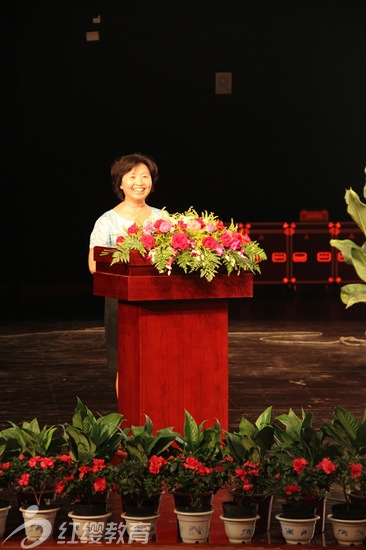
93 247 254 302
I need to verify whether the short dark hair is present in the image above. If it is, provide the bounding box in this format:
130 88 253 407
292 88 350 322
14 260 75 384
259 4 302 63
111 153 159 200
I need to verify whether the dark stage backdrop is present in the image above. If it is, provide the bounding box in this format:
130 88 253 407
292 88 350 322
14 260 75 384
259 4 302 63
2 1 366 318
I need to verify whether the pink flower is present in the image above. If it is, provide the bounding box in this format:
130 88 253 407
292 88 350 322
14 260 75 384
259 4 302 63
154 219 172 233
172 233 189 250
205 223 216 234
127 223 139 235
202 237 218 250
140 234 155 249
116 236 124 245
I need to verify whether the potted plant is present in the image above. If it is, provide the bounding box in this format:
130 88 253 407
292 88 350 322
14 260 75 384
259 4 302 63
321 406 366 506
61 398 124 513
0 459 12 537
330 187 366 308
109 415 178 542
219 459 265 543
270 455 336 544
112 415 178 515
166 410 226 544
0 418 65 508
327 454 366 545
222 407 275 532
273 407 337 532
11 453 72 543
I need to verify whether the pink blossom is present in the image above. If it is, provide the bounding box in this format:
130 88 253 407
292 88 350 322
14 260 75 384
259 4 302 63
172 232 189 250
205 223 216 234
202 237 218 249
154 219 172 233
141 234 155 249
127 223 139 235
187 220 202 231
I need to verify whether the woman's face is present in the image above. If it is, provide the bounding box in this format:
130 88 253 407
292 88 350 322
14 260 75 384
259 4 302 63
120 163 152 201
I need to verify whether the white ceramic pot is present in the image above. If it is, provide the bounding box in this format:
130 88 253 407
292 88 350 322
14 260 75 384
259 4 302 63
0 504 11 538
121 513 159 542
327 514 366 546
174 508 213 543
20 505 60 542
220 514 260 543
68 511 112 542
275 513 320 545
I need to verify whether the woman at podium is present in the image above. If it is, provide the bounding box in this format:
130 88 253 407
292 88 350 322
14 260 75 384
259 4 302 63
88 152 163 395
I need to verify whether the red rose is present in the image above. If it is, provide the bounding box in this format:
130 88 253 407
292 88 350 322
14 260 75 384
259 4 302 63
172 232 189 250
202 237 218 250
127 223 139 235
140 234 155 250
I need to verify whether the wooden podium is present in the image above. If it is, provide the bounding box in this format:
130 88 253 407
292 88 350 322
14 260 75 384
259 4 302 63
93 248 253 433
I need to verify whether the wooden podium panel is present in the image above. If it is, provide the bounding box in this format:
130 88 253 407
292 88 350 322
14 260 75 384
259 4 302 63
93 248 254 433
117 299 228 432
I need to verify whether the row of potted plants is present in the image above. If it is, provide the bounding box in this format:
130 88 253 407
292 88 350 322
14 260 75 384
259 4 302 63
1 400 366 543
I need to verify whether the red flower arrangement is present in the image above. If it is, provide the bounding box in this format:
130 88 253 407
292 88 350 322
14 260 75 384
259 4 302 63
106 207 266 282
12 454 74 507
271 456 337 505
54 457 115 502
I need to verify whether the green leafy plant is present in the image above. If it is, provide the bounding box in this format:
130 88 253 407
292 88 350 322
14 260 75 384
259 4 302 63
330 187 366 308
111 415 179 508
62 398 124 463
273 408 333 466
0 419 64 459
166 410 226 508
320 406 366 457
224 407 275 464
222 407 276 502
